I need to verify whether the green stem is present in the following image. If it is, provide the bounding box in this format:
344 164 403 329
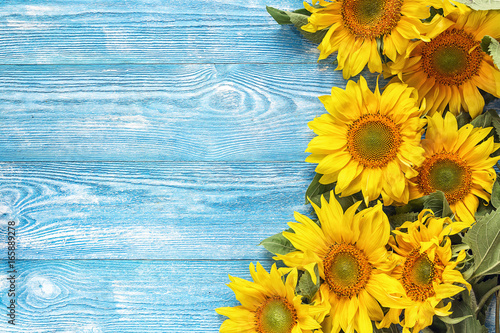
475 285 500 316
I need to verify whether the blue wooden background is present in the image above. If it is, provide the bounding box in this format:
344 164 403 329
0 1 497 332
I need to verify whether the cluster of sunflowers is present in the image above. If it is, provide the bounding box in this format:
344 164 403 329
216 0 500 332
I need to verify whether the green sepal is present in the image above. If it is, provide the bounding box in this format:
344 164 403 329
259 229 296 255
295 265 320 303
266 6 328 44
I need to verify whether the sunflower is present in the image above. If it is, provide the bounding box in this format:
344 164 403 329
378 210 471 333
275 193 409 333
409 112 500 225
306 76 426 205
216 262 328 333
386 1 500 118
301 0 446 79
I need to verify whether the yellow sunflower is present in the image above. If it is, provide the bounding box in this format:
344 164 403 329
216 262 328 333
409 112 500 225
378 210 471 333
301 0 446 79
387 1 500 118
306 76 426 205
275 193 410 333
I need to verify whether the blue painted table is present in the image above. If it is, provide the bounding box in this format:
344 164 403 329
0 1 497 332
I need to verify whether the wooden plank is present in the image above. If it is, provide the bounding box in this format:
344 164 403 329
0 63 350 162
0 260 496 332
0 161 315 260
0 259 272 332
0 0 321 65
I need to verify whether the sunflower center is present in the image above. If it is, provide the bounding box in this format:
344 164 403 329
421 29 483 86
341 0 403 39
401 248 443 302
415 152 472 204
323 243 372 298
255 297 297 333
347 114 402 168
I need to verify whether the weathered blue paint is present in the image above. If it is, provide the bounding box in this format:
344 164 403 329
0 0 497 332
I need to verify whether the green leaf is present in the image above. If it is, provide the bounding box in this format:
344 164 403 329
463 208 500 278
451 0 500 10
305 173 335 205
296 265 320 302
439 314 473 324
266 6 292 24
265 6 328 44
491 177 500 209
423 191 453 218
287 12 328 44
444 290 488 333
472 277 498 324
259 231 295 255
482 35 500 69
388 212 419 229
456 112 472 129
396 191 452 218
470 109 495 128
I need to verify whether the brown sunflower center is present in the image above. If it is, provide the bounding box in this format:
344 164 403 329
401 248 443 302
323 243 372 298
415 152 472 204
341 0 403 39
255 296 297 333
347 114 402 168
421 29 483 86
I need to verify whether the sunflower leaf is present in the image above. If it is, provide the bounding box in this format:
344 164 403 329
451 0 500 10
423 191 453 218
444 290 488 333
472 276 498 324
491 177 500 209
470 109 497 128
266 6 293 24
296 265 320 303
288 13 328 44
266 6 327 44
456 112 472 128
463 208 500 278
305 173 335 205
259 231 295 255
482 36 500 70
388 212 419 229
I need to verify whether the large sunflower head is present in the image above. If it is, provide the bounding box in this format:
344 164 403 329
306 76 426 205
409 112 500 225
302 0 445 78
216 263 327 333
276 193 409 333
382 210 471 333
386 2 500 118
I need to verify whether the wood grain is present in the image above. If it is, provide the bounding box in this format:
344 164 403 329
0 161 315 260
0 0 322 65
0 259 272 332
0 63 354 162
